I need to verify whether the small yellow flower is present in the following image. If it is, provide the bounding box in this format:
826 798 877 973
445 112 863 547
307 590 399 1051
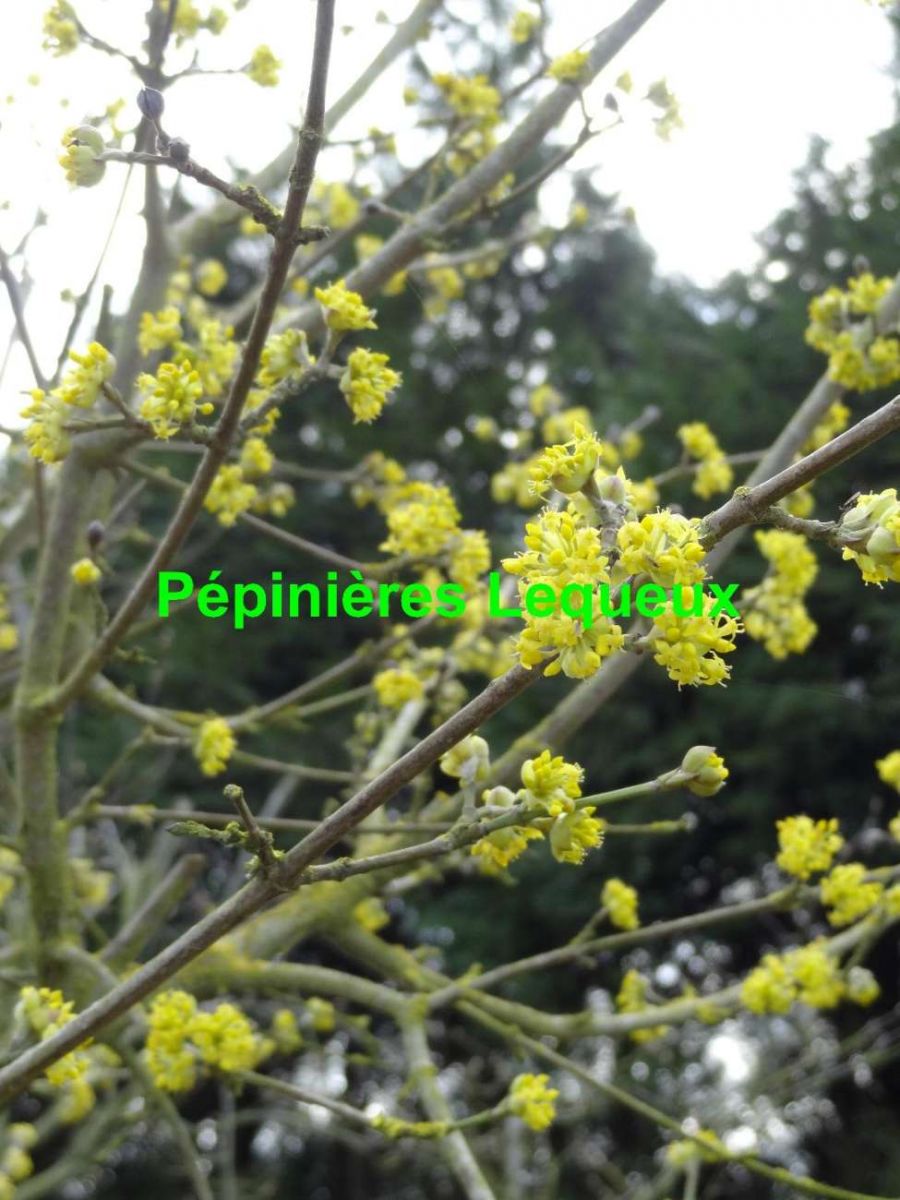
775 815 843 881
508 1073 558 1131
315 280 377 333
547 50 589 84
820 863 883 927
520 750 583 816
307 997 336 1034
549 807 604 864
680 746 729 797
193 717 236 776
196 258 228 297
601 878 640 930
876 750 900 792
340 348 401 423
248 44 281 87
70 558 101 587
373 666 424 708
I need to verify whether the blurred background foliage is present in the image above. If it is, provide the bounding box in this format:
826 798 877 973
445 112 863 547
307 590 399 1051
20 9 900 1198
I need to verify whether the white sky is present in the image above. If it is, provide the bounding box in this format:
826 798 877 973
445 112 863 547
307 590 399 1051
0 0 896 416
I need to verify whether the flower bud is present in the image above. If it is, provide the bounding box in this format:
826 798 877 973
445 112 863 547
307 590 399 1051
167 137 191 164
137 87 165 123
680 745 728 797
87 520 105 549
59 126 106 187
593 471 627 505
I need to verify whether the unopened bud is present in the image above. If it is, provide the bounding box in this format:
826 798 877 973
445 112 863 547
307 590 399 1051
679 745 728 797
137 87 165 123
168 137 190 164
87 520 105 549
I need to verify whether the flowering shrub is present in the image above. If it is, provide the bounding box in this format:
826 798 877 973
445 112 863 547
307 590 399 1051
0 2 899 1199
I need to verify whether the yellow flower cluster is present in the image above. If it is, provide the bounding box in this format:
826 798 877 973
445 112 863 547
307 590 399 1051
248 45 281 87
307 997 336 1033
315 280 377 333
508 1073 558 1131
353 897 390 933
0 589 18 654
204 464 259 526
257 328 313 390
838 488 900 584
820 863 883 927
602 878 640 930
42 2 78 54
775 815 843 880
432 72 501 122
547 50 589 83
340 348 402 423
520 750 583 816
145 990 272 1092
549 807 605 864
193 716 236 776
16 987 98 1116
0 1123 38 1197
380 482 461 558
650 595 741 688
876 750 900 792
529 424 601 496
805 273 900 391
448 530 491 591
181 318 239 397
139 307 182 357
21 342 116 464
58 125 106 187
678 421 733 500
196 258 228 297
70 557 101 587
743 530 818 659
615 509 707 588
169 0 228 42
373 666 425 708
616 969 669 1041
503 508 608 582
741 941 847 1013
138 359 213 439
509 8 540 42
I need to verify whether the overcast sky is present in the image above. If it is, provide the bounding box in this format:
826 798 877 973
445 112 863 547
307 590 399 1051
0 0 896 417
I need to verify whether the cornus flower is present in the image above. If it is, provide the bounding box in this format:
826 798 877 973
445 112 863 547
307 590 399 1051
339 348 402 424
380 481 462 558
448 530 491 591
55 341 115 408
529 424 602 496
743 530 818 659
16 987 93 1098
373 666 425 708
193 717 236 776
248 44 281 87
138 359 212 439
805 273 900 391
20 390 70 464
838 488 900 584
520 750 582 816
502 508 608 584
257 329 313 388
432 73 501 123
307 997 336 1033
508 1074 558 1131
352 897 390 933
204 465 258 526
614 510 707 589
138 307 182 357
516 602 626 679
509 8 540 43
547 50 590 83
315 281 377 333
70 558 100 587
650 596 741 688
43 2 78 55
819 863 883 927
440 735 491 784
775 815 843 880
270 1009 303 1053
59 125 106 187
678 421 733 500
145 991 271 1092
239 436 274 479
845 966 880 1006
549 807 605 864
876 750 900 791
470 786 542 870
784 942 845 1009
616 969 669 1042
196 258 228 297
680 745 729 796
601 878 640 930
